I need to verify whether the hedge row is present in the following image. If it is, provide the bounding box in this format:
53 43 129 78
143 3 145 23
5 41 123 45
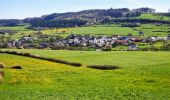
0 50 82 67
87 65 119 70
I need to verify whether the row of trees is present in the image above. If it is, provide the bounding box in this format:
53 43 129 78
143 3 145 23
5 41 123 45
27 19 87 28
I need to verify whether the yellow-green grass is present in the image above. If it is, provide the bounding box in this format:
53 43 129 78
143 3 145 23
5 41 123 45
0 26 28 31
133 24 170 37
2 49 170 66
1 51 170 99
42 25 138 36
42 24 170 37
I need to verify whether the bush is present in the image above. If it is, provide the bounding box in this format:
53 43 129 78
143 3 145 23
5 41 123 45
10 66 22 69
102 44 112 51
0 63 5 68
87 65 119 70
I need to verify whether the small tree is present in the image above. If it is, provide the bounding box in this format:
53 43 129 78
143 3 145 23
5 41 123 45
0 35 5 42
139 31 144 37
102 43 112 51
127 33 133 37
61 30 66 34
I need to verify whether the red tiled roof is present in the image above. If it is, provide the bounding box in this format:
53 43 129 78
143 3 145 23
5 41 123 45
116 40 128 43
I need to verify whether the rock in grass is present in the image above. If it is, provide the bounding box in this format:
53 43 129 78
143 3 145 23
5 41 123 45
0 63 5 68
10 66 22 69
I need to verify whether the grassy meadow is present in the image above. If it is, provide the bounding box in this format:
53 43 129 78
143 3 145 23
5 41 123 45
2 49 170 66
1 13 170 99
0 50 170 99
41 24 170 37
1 23 169 40
0 26 35 40
135 14 170 21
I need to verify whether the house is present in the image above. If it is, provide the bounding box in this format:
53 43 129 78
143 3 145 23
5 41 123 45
67 34 82 45
150 37 156 42
130 38 143 42
23 36 32 41
89 36 97 44
0 43 3 47
7 41 16 48
167 34 170 40
73 36 81 44
39 42 49 48
139 31 144 37
61 39 68 44
97 40 106 47
128 44 139 50
112 35 119 40
116 40 129 46
118 36 131 41
111 40 116 45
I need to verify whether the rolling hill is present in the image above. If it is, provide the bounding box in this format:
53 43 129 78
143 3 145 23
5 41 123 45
0 50 170 99
2 7 170 28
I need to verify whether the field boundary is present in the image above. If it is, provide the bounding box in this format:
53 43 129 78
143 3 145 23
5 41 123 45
0 50 82 67
0 50 121 70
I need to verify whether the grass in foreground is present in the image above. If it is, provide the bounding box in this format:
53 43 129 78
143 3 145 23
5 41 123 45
0 51 170 99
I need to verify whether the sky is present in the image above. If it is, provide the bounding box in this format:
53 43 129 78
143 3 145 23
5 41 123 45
0 0 170 19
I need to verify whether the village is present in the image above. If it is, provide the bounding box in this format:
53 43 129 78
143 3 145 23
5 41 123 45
1 31 170 51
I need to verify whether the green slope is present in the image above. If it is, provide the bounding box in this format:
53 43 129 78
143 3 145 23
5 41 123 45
135 13 170 21
0 50 170 99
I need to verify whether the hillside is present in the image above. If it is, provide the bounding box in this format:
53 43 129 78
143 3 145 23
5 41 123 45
2 7 167 28
1 50 170 99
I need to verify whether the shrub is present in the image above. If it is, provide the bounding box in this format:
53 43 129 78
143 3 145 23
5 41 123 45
87 65 119 70
10 66 22 69
0 63 5 68
102 44 112 51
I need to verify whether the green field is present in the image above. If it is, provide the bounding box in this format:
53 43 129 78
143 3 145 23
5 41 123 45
3 49 170 66
42 24 170 37
1 23 169 40
1 13 170 39
0 26 35 40
135 14 170 21
1 50 170 99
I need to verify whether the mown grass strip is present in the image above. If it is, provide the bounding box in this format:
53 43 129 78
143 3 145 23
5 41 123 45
0 50 82 67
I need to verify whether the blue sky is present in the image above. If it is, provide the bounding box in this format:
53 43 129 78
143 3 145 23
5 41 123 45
0 0 170 19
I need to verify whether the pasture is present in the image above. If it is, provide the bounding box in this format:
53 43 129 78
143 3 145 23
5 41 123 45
3 49 170 66
42 24 170 37
1 23 169 39
0 50 170 99
135 13 170 21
